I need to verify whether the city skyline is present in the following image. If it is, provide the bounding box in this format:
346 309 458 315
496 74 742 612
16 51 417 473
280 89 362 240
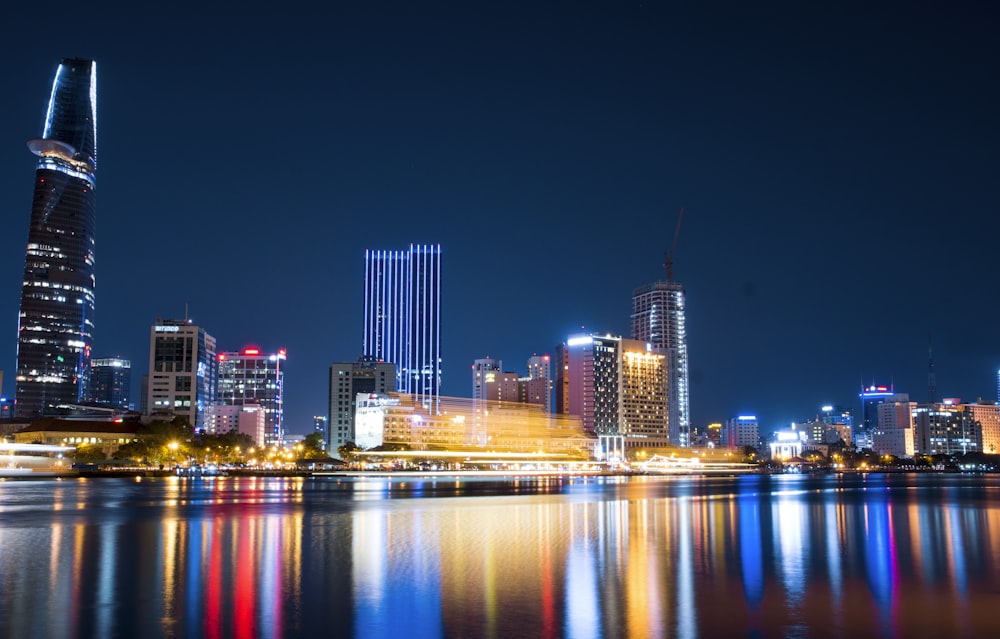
1 3 997 434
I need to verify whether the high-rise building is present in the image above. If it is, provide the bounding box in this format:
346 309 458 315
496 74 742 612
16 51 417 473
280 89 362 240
562 334 669 457
88 357 130 409
472 357 502 400
14 59 98 418
328 358 396 455
145 319 217 430
857 385 907 450
724 415 760 450
313 415 327 439
363 244 441 411
872 401 916 457
632 281 689 446
912 402 982 455
526 354 553 413
217 347 286 446
965 403 1000 456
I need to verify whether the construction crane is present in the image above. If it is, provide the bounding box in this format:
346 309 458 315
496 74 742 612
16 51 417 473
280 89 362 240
664 208 684 283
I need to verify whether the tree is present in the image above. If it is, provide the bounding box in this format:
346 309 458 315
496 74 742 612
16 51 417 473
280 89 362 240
72 443 107 460
337 441 359 462
302 432 327 459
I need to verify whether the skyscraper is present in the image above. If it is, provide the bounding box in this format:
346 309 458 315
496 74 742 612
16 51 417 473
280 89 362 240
562 334 670 457
217 347 286 446
632 281 690 446
88 357 130 409
363 244 442 410
15 58 98 418
328 358 396 454
146 319 217 430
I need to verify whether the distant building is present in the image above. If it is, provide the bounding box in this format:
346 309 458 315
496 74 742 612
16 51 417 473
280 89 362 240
206 403 265 446
145 319 217 430
313 415 327 439
328 358 396 455
356 394 592 456
724 415 759 450
912 402 982 455
770 429 805 461
13 419 139 458
965 403 1000 455
472 358 502 400
363 244 441 411
562 334 670 457
632 281 689 446
857 385 906 450
872 400 916 457
526 355 553 413
705 422 722 448
217 347 286 446
89 357 131 410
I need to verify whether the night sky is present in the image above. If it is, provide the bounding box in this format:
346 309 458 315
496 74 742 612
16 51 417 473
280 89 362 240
1 1 997 436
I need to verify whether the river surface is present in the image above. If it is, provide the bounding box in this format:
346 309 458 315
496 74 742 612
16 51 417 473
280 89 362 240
1 473 999 638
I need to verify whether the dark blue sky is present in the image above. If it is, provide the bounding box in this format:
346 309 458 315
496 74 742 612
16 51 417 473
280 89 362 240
1 1 997 435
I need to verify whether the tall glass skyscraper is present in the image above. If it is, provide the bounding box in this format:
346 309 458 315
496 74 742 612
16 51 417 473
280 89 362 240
632 281 690 447
363 244 441 412
15 58 98 418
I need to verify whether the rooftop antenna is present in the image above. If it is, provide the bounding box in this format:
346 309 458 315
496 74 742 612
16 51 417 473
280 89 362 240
665 208 684 283
184 302 189 323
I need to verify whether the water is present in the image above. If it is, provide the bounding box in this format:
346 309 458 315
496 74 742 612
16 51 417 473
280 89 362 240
1 473 999 638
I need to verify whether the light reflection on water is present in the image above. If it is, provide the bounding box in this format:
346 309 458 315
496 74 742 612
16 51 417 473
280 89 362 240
1 474 1000 637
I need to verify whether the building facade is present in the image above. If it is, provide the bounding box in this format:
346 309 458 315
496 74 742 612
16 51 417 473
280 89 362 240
206 403 265 446
965 403 1000 455
912 403 983 455
88 357 130 409
562 334 670 454
363 244 441 411
328 358 396 455
526 354 553 413
217 347 286 446
145 319 217 430
724 415 760 450
858 386 906 450
15 59 99 418
872 400 916 457
631 281 689 446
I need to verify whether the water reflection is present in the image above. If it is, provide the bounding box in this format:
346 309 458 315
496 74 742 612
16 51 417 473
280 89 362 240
1 474 1000 637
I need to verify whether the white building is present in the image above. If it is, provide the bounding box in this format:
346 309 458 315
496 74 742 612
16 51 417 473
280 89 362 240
146 319 217 430
725 415 760 450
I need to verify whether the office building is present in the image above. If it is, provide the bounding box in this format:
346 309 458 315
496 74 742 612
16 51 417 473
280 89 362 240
217 347 286 446
329 358 396 455
145 319 217 430
872 401 916 457
88 357 130 409
362 244 441 411
526 354 553 413
562 334 669 456
472 357 502 400
965 403 1000 455
858 385 906 450
912 402 982 455
724 415 760 450
632 281 689 446
313 415 327 439
14 59 98 418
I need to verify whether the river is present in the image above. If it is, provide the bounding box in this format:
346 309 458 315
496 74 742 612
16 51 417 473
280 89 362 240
1 472 998 638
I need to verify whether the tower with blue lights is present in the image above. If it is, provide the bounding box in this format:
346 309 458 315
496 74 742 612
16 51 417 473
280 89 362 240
363 244 442 412
14 59 98 418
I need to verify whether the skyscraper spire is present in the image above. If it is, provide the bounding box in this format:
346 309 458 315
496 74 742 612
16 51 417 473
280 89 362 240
15 59 98 418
